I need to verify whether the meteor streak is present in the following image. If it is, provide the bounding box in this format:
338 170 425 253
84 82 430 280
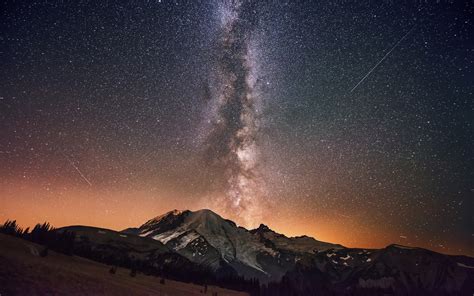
61 151 92 186
350 25 416 93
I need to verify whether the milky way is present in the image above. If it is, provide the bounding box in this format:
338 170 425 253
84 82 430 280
203 0 267 225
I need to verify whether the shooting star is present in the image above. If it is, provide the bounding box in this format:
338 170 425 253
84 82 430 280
61 151 92 186
336 212 351 219
350 25 416 93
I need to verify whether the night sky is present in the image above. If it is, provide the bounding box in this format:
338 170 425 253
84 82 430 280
1 1 473 256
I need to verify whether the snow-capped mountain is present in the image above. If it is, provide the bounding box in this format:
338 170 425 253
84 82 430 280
124 209 342 281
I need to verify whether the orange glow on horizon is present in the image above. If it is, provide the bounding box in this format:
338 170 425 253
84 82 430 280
1 177 471 257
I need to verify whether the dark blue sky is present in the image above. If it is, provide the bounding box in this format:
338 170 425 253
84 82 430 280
0 0 472 255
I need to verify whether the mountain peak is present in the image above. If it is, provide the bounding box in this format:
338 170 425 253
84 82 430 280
139 209 190 235
165 209 185 217
149 209 185 222
257 224 272 232
192 209 219 216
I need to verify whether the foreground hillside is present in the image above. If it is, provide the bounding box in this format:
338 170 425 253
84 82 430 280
0 233 247 296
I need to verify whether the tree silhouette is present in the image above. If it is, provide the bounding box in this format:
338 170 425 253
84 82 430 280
0 220 23 236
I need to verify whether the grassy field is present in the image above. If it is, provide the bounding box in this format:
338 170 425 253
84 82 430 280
0 234 248 296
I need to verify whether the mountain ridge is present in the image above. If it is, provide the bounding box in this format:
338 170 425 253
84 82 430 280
131 209 338 246
55 208 473 294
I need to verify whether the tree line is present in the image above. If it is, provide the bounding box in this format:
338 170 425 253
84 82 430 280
0 220 75 255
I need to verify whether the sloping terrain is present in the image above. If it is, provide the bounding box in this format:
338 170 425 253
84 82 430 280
58 225 171 262
59 225 213 283
0 233 247 296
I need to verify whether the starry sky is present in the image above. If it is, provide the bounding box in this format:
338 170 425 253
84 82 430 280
1 0 473 256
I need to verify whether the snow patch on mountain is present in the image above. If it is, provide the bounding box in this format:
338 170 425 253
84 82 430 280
340 254 351 260
174 232 201 251
457 262 474 269
153 230 186 244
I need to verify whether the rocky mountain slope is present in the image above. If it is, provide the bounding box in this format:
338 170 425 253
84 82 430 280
277 245 474 295
122 209 474 295
124 209 343 282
